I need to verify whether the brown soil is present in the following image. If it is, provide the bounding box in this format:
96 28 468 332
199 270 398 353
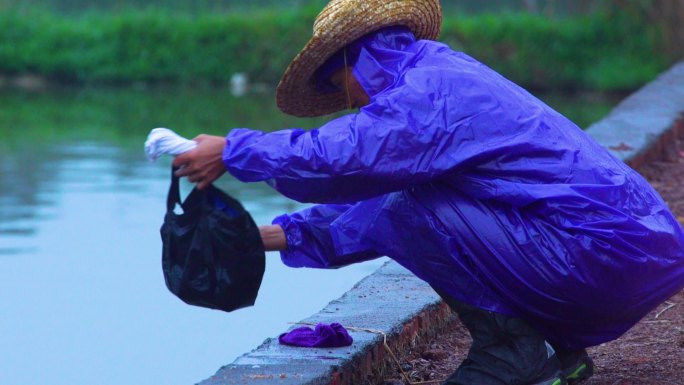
382 138 684 385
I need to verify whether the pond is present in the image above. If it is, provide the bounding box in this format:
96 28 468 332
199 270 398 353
0 86 616 385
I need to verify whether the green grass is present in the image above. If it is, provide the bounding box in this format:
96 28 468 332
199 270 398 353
441 12 666 92
0 8 667 92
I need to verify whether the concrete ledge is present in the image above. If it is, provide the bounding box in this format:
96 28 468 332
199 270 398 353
199 261 454 385
199 60 684 385
586 61 684 168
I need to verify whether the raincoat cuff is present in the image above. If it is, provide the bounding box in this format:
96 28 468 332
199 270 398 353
271 213 310 268
221 133 233 172
222 129 272 182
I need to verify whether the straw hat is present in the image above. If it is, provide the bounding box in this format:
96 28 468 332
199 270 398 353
276 0 442 117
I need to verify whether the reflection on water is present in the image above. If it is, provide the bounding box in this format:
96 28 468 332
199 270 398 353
0 86 615 385
0 87 383 385
0 87 332 257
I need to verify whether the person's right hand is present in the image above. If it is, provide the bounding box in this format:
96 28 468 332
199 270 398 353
173 134 227 190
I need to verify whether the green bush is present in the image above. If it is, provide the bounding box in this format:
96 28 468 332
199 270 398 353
441 12 666 91
0 8 667 91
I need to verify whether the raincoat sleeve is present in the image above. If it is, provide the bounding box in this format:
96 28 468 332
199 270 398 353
222 77 462 204
272 204 380 269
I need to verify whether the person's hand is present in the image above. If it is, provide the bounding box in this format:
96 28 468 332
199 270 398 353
173 134 227 190
259 225 287 251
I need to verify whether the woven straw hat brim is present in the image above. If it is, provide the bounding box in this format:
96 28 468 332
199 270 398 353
276 0 442 118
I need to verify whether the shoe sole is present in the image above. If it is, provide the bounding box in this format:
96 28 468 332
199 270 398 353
532 370 566 385
563 357 594 384
534 377 565 385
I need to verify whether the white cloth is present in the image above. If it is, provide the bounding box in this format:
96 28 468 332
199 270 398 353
144 128 197 162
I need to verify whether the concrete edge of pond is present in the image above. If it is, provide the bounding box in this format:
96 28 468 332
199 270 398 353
586 61 684 169
198 261 452 385
197 60 684 385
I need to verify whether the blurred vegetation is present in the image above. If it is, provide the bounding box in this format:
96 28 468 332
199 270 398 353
441 11 665 92
0 7 317 85
0 86 338 153
0 0 637 16
0 86 615 156
0 1 672 92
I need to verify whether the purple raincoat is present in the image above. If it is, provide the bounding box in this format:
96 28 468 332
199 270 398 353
223 27 684 349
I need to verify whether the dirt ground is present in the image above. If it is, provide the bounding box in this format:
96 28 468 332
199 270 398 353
382 138 684 385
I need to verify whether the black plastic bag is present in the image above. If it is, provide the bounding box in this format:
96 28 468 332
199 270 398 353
160 168 265 312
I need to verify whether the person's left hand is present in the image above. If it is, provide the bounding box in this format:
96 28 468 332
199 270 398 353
173 134 227 190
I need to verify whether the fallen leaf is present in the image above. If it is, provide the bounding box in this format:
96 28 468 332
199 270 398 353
249 374 274 380
609 142 635 151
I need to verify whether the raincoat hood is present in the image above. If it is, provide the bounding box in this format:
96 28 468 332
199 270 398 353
316 26 418 98
350 26 418 98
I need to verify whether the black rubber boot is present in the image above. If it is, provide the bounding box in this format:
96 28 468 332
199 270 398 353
436 291 564 385
552 346 594 384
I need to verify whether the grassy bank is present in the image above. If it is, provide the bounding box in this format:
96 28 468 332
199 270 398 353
444 11 667 91
0 7 667 92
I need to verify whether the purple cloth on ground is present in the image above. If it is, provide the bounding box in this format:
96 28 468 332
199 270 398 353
278 323 353 348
